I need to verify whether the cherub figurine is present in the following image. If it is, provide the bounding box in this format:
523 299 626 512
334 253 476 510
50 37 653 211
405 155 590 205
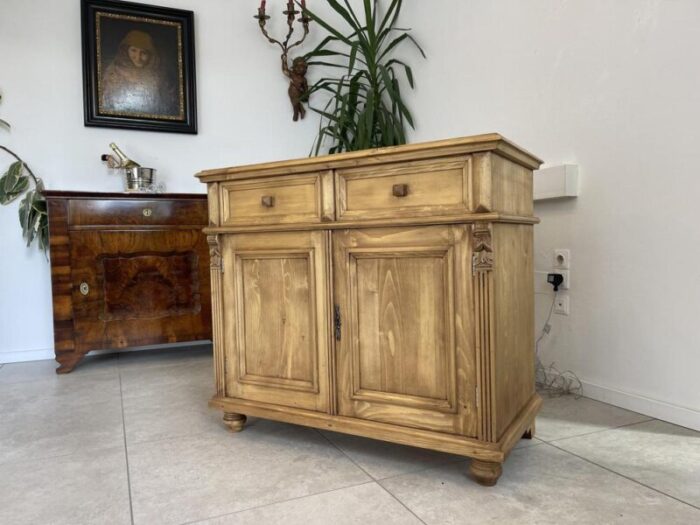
284 56 308 121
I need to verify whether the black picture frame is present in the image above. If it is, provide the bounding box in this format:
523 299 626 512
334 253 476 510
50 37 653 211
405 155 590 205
81 0 197 134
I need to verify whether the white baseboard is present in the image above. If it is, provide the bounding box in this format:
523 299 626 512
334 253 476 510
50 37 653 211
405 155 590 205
0 341 212 365
0 348 56 364
581 379 700 432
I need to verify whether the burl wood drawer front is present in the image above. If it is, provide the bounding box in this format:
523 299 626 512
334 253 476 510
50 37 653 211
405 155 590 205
336 156 472 221
69 198 208 226
220 172 334 226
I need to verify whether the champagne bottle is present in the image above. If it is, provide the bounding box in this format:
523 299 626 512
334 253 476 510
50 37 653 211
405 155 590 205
109 143 141 169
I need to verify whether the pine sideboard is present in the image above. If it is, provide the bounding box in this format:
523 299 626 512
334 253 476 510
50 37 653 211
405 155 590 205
45 191 212 373
197 134 543 486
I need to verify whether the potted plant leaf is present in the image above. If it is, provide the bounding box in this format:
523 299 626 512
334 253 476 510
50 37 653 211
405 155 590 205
0 93 48 252
302 0 425 155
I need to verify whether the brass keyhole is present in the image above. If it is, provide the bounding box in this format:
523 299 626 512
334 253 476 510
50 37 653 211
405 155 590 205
142 208 153 217
79 282 90 296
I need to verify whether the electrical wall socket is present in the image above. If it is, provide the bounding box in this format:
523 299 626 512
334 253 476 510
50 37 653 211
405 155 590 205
558 270 570 290
554 295 570 315
553 249 570 269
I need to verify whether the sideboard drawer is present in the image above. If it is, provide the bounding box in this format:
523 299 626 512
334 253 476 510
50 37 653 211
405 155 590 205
220 172 334 226
336 156 472 221
69 198 208 226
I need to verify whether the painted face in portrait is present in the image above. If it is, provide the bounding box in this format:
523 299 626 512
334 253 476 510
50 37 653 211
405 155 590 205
100 29 177 117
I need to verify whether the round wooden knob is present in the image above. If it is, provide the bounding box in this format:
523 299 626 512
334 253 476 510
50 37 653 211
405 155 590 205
261 196 275 208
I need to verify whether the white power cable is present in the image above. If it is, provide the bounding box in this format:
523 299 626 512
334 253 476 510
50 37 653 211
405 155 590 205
535 291 582 398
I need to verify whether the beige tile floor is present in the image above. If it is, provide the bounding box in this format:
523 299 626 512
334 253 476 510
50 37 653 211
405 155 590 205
0 345 698 525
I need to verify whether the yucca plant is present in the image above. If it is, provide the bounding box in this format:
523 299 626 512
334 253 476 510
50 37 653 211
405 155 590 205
302 0 425 155
0 93 48 252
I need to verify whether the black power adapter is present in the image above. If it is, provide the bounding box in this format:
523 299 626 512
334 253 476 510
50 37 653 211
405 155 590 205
547 273 564 292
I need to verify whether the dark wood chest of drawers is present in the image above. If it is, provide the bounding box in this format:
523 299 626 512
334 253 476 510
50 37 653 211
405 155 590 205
45 191 212 373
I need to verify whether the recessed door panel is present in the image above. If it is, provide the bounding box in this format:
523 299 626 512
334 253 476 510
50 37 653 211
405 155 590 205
222 231 331 412
334 226 476 436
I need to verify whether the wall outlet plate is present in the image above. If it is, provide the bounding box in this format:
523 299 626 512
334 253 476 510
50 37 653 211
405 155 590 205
553 249 570 269
558 270 570 290
554 295 570 315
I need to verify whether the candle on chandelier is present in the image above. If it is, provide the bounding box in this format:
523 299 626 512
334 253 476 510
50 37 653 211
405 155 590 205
260 0 266 11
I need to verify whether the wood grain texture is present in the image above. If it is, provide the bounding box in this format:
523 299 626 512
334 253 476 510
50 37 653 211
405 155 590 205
69 198 207 226
203 134 541 485
491 154 534 216
333 226 476 436
196 133 543 182
69 229 212 351
208 234 226 397
492 223 536 439
210 396 504 462
220 173 327 226
45 193 211 373
335 156 471 220
221 231 331 412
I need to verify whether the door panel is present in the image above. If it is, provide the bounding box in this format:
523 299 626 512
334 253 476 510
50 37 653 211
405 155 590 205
69 229 212 351
333 226 476 436
222 231 331 412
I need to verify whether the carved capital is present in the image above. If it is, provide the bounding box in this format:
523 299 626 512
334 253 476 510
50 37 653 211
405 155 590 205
207 234 223 272
472 223 494 273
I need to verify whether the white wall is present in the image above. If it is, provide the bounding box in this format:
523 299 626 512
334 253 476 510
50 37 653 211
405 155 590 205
0 0 337 361
1 1 698 429
400 0 700 430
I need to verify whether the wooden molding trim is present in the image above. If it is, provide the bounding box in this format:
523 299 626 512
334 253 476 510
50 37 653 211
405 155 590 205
208 234 226 396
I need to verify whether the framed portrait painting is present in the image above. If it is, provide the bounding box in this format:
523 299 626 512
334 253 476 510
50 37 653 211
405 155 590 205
81 0 197 134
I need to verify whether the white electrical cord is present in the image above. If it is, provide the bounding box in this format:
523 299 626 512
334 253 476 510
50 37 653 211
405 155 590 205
535 291 583 398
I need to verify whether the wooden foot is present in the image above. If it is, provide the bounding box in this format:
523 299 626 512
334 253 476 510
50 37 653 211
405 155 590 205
469 459 503 486
55 352 86 374
522 421 535 439
223 412 247 433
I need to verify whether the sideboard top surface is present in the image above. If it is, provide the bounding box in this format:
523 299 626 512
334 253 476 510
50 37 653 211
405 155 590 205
43 191 207 200
196 133 543 182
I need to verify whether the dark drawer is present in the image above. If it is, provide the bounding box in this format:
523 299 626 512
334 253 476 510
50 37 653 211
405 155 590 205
68 198 208 226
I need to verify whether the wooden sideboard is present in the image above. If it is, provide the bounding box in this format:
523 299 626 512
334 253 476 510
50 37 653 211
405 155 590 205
197 134 543 486
45 191 212 373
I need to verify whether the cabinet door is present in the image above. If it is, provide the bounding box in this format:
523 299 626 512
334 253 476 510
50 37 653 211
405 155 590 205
221 231 331 413
69 229 212 350
333 226 476 436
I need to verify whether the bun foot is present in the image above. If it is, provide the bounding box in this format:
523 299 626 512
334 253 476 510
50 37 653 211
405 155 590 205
223 412 247 433
469 459 503 486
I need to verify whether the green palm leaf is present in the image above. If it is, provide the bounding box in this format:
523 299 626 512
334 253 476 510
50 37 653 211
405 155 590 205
304 0 424 154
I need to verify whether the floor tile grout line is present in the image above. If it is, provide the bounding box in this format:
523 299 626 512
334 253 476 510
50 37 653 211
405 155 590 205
545 441 700 511
539 417 657 444
314 429 428 525
375 480 429 525
178 480 377 525
118 372 136 525
314 429 376 480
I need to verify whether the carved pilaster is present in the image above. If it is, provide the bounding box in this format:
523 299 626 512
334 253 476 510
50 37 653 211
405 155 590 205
472 222 494 274
207 234 226 397
472 222 496 441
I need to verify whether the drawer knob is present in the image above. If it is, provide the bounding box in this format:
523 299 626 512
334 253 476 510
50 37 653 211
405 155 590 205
261 196 275 208
142 208 153 217
79 282 90 296
392 184 409 197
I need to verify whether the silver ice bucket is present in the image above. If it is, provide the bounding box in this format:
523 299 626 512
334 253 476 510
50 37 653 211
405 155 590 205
124 167 156 192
